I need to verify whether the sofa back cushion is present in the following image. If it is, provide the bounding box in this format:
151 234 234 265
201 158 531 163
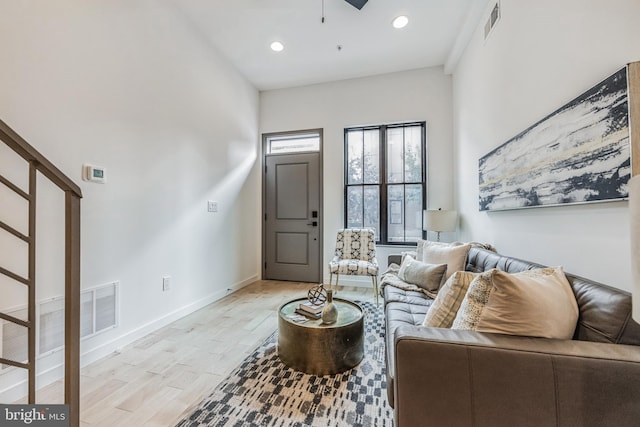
466 247 640 345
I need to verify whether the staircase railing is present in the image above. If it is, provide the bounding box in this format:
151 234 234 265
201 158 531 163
0 119 81 427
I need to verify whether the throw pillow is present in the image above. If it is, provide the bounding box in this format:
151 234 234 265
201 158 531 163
398 257 447 293
400 251 418 265
420 241 471 280
423 271 479 328
451 267 579 340
416 240 464 262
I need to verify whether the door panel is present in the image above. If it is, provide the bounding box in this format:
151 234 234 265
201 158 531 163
276 163 308 219
265 153 321 282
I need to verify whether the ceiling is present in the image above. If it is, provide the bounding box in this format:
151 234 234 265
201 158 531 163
172 0 489 91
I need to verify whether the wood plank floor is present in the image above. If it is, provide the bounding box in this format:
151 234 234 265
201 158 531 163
32 280 376 426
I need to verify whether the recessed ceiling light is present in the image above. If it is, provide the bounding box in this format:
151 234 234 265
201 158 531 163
392 15 409 29
270 41 284 52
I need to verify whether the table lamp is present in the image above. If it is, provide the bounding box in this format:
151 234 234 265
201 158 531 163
423 208 457 242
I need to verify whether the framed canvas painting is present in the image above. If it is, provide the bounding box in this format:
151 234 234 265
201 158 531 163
479 66 633 211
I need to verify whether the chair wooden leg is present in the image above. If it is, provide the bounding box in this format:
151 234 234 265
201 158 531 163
372 275 379 306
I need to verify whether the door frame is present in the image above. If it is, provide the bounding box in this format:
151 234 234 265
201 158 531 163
261 128 324 283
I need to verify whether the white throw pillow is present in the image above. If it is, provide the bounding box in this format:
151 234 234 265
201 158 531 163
420 241 471 280
451 267 579 340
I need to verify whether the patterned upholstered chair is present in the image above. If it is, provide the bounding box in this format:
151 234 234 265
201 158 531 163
328 228 379 305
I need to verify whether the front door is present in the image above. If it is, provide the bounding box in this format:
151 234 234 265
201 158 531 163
264 152 321 282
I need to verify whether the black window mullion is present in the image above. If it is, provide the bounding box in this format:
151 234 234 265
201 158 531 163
379 126 387 245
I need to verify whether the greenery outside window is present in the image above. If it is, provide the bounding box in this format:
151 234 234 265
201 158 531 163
344 122 426 245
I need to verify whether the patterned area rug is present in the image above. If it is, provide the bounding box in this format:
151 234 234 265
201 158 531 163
176 301 394 427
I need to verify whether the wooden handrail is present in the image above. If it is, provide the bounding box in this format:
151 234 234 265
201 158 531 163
0 118 81 427
0 119 82 197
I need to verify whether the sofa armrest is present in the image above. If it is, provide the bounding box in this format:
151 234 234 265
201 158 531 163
393 325 640 427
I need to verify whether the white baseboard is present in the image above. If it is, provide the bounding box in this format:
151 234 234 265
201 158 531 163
0 274 258 403
80 274 258 368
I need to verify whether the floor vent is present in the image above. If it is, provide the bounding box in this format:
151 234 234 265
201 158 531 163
1 281 119 367
1 307 28 370
484 2 501 40
80 281 119 340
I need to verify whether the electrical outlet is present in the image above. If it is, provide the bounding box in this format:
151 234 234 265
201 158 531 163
207 200 218 213
162 276 171 291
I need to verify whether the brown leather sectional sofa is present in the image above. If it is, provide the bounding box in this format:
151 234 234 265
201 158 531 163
384 247 640 426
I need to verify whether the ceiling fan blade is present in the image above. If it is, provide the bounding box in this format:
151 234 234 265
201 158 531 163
344 0 368 10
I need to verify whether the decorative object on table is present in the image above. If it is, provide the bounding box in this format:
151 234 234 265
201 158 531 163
294 307 321 320
479 64 638 211
321 290 338 324
286 313 309 324
423 208 457 241
176 301 391 427
298 300 324 315
307 283 327 306
328 228 379 305
630 174 640 322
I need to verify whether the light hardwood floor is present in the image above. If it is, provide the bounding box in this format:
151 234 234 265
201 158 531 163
31 280 376 426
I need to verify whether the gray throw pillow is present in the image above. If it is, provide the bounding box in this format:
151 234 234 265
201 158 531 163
398 257 448 292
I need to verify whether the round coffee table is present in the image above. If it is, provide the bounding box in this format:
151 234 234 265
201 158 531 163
278 297 364 375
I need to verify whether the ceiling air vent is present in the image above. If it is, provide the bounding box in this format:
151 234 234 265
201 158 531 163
484 2 501 40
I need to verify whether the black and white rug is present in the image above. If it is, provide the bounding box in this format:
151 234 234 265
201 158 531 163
176 301 394 427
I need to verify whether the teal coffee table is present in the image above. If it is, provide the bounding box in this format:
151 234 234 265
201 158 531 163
278 297 364 375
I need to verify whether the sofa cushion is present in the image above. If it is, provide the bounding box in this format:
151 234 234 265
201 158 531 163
384 292 433 407
423 271 478 328
398 256 447 292
421 241 471 280
465 247 640 344
452 267 579 340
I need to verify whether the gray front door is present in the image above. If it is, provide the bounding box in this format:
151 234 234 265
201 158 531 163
264 152 321 282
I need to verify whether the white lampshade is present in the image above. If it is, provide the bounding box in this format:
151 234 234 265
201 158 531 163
423 209 458 232
630 175 640 322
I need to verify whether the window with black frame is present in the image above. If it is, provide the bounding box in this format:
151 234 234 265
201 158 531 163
344 122 426 245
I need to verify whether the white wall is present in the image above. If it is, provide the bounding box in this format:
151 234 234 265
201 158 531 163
0 0 260 400
452 0 640 290
260 67 454 284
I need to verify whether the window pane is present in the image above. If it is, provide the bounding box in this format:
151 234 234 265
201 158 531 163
404 126 422 183
405 184 423 242
387 128 404 183
387 185 404 242
268 134 320 153
347 186 363 228
363 130 380 184
347 131 363 185
363 186 380 238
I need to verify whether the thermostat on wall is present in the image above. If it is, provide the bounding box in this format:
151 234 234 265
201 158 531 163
83 164 107 183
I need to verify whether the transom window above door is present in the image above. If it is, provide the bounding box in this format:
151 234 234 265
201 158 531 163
344 122 426 245
265 131 320 154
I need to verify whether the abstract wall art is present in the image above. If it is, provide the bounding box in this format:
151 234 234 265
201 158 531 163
479 66 632 211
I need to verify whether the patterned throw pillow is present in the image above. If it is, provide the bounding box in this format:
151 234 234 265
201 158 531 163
451 267 579 340
423 271 479 328
398 257 447 292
